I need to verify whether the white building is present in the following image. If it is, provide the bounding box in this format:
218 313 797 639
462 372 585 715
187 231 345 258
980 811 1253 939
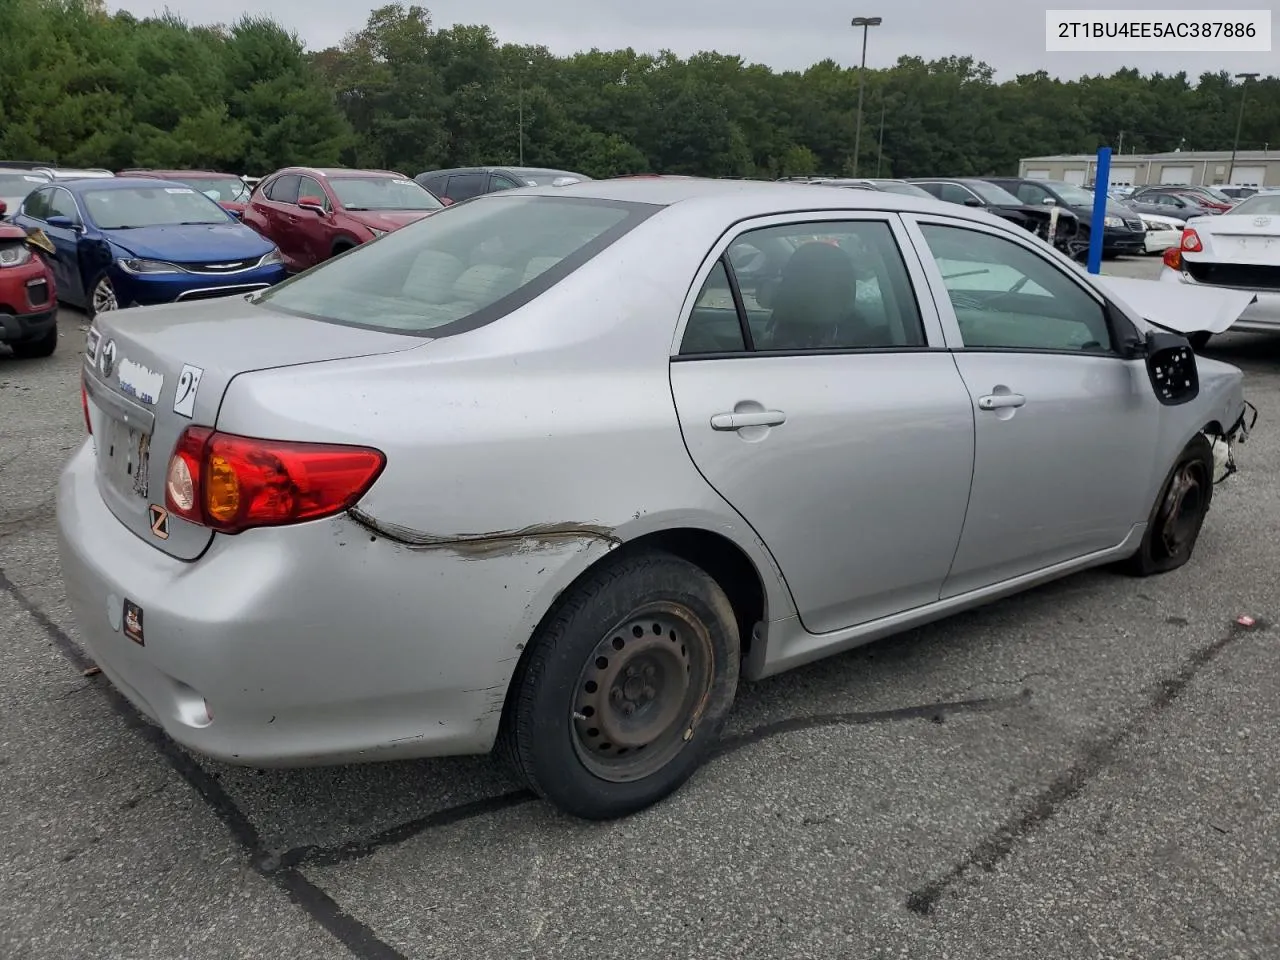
1017 150 1279 188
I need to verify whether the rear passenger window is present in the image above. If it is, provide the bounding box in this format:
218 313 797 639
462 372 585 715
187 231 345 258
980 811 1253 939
266 175 300 203
680 260 747 355
445 173 487 201
729 221 926 352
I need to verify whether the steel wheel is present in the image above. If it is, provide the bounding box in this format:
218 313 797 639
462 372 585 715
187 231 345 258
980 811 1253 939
91 275 118 315
570 602 715 784
1155 458 1208 560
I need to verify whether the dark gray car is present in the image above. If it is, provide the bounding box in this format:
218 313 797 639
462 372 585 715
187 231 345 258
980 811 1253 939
1124 187 1219 220
983 177 1147 258
416 166 591 204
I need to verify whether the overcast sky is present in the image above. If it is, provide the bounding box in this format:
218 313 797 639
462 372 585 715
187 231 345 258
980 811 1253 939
111 0 1275 80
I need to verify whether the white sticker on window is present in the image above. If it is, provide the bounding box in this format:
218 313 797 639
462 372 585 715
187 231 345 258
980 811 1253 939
172 364 204 419
24 176 44 183
164 187 194 194
394 179 416 186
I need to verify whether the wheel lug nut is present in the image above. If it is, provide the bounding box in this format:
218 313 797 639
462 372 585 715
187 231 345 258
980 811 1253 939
611 687 624 702
623 702 636 716
643 664 655 678
643 686 655 699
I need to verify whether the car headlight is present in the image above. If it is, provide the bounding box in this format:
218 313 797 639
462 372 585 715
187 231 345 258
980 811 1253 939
366 227 387 239
118 258 180 274
258 248 284 267
0 244 33 268
1104 216 1124 228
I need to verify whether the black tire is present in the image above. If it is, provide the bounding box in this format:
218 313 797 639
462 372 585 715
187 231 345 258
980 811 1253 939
1120 434 1214 577
9 322 57 359
330 241 355 260
499 550 741 820
1188 331 1212 351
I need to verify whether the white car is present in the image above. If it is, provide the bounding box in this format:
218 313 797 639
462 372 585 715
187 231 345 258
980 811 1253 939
1139 212 1184 254
1159 191 1280 348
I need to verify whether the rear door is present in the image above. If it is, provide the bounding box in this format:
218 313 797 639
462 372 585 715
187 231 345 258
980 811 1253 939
669 213 977 635
901 213 1159 597
262 174 303 268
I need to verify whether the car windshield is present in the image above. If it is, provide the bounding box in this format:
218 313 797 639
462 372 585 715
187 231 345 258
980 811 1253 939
0 172 49 195
330 176 444 211
179 177 250 203
514 170 589 186
870 181 934 199
82 185 229 228
966 181 1024 205
1231 194 1280 217
1044 182 1095 206
256 195 655 336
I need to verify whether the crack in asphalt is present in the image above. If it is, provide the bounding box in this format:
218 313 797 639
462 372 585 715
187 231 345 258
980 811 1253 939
0 565 1033 959
903 616 1269 917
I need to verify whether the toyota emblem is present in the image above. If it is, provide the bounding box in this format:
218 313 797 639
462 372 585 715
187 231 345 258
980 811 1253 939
1254 216 1272 228
100 339 117 378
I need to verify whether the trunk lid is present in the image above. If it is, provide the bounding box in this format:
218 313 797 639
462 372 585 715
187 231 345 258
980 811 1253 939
82 298 426 559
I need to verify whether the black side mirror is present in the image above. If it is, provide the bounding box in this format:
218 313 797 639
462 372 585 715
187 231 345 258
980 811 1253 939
963 198 983 207
1145 331 1199 406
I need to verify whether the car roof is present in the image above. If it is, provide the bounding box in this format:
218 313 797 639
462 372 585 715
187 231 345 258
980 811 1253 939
59 176 213 192
269 167 409 179
508 175 990 222
122 169 235 178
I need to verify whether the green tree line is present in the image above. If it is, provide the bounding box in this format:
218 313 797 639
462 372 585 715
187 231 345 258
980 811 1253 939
2 0 1277 180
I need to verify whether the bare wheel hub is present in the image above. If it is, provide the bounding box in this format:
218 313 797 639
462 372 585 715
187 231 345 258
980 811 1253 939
571 604 713 783
1158 460 1206 556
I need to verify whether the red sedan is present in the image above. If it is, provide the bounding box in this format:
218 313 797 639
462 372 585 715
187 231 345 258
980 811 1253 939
118 169 253 218
241 167 445 273
0 213 58 358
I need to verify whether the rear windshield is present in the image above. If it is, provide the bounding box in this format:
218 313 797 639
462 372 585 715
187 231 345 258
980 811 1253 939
255 195 657 336
515 171 590 186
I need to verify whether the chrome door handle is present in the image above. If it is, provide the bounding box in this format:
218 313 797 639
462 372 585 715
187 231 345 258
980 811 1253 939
710 410 786 430
977 393 1026 410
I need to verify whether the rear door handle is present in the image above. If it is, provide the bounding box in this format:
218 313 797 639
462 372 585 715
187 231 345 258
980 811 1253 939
977 393 1026 410
710 410 787 430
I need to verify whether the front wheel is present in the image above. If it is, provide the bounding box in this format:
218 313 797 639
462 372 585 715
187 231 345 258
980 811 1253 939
88 272 119 319
1120 434 1214 577
500 551 741 820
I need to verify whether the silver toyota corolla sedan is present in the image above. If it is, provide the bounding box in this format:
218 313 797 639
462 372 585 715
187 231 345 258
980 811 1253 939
58 178 1253 820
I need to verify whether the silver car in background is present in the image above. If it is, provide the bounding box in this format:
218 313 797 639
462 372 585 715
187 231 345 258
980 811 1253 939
58 179 1251 820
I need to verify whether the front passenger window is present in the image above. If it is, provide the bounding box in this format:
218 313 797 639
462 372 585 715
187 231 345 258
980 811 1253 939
920 224 1114 353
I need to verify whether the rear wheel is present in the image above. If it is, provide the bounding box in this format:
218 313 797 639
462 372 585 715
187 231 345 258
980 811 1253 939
8 320 57 359
1120 434 1214 576
500 551 740 820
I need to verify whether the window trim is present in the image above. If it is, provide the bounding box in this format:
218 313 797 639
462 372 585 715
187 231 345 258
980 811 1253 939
900 212 1130 358
670 210 949 362
40 185 85 225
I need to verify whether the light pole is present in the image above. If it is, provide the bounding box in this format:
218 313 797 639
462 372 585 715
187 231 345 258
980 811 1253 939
1227 72 1260 185
850 15 882 178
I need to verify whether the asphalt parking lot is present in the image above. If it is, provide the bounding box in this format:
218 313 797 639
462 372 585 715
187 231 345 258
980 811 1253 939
3 253 1279 960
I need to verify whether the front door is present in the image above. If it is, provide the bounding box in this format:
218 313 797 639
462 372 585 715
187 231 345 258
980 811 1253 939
904 215 1160 598
669 214 977 635
41 187 87 305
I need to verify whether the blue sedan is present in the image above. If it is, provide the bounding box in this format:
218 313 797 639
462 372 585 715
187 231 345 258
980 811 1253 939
12 177 287 317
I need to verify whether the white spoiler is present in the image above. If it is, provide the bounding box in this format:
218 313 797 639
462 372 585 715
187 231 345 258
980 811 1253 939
1092 275 1258 335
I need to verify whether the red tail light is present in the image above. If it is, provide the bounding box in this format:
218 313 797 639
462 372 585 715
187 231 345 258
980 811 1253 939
81 377 92 434
164 427 386 534
1162 246 1182 270
1181 228 1202 253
